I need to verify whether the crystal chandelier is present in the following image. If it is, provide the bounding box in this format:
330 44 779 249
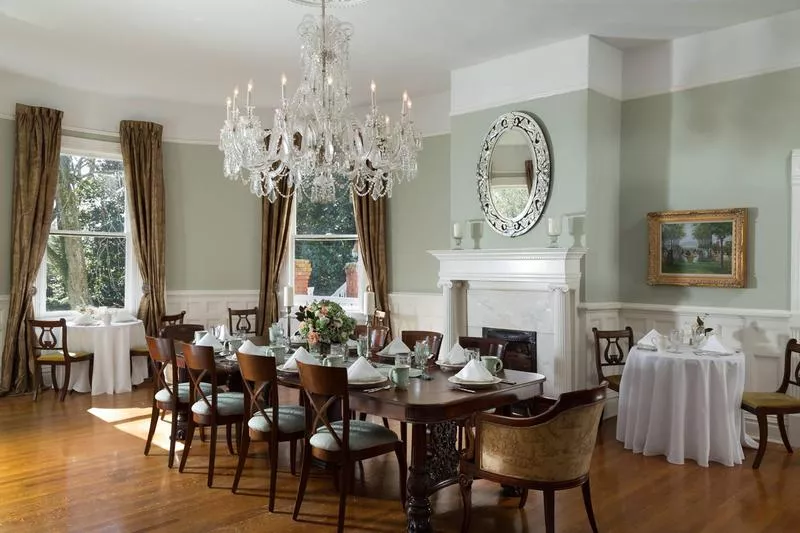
219 0 423 203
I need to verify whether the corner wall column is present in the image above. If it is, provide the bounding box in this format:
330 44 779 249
550 284 572 396
438 279 455 351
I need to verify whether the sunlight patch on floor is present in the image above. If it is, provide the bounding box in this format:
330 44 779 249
87 407 183 452
87 406 152 423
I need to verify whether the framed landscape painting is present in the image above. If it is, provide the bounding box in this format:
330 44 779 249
647 208 747 288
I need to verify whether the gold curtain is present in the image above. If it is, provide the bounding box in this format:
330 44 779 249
120 121 166 337
0 104 63 395
353 194 391 334
257 181 294 335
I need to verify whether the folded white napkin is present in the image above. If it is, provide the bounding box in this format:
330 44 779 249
454 359 495 382
196 332 223 350
71 313 96 326
281 347 318 370
216 324 235 342
700 335 732 354
377 337 410 356
238 339 266 355
637 329 662 347
439 343 467 365
113 310 138 323
347 356 384 382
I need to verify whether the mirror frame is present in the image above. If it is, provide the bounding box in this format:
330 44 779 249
476 111 552 237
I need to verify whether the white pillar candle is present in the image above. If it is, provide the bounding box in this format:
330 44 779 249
547 217 562 236
364 291 376 315
283 285 294 307
453 222 463 239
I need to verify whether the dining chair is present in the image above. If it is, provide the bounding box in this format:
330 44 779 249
178 343 246 487
293 362 406 533
228 307 259 336
591 326 634 393
29 318 94 402
458 336 507 359
161 311 187 326
353 324 389 352
131 311 188 381
143 336 215 468
401 330 444 358
741 338 800 469
232 352 305 510
160 323 206 344
458 384 607 533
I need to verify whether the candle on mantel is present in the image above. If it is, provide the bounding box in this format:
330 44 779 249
453 222 463 239
364 291 376 316
283 285 294 307
547 217 562 236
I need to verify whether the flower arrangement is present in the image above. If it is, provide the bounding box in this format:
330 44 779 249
695 314 714 336
294 300 356 345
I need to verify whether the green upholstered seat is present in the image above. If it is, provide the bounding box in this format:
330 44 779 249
247 405 306 435
605 374 622 391
742 392 800 410
37 351 92 362
155 382 214 403
191 392 245 416
309 419 399 452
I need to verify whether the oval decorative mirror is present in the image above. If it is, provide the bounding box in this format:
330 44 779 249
476 111 552 237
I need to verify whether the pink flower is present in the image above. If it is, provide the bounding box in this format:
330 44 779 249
320 306 329 316
307 331 320 344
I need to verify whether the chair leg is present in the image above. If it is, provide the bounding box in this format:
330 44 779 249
200 426 206 442
179 417 196 473
88 357 94 388
459 472 473 533
60 365 70 402
337 461 351 533
293 443 313 521
144 403 159 456
395 443 407 509
208 424 218 488
382 417 390 428
232 429 250 494
518 489 528 509
226 423 235 455
167 409 178 469
50 365 58 396
753 413 769 469
33 364 41 402
582 479 599 533
543 489 555 533
400 422 407 446
778 414 793 454
289 438 298 476
269 437 279 512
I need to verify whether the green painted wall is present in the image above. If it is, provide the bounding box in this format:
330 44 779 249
0 118 12 294
387 133 450 293
620 68 800 310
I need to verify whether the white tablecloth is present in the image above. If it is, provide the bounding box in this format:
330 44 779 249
616 345 756 467
54 320 148 395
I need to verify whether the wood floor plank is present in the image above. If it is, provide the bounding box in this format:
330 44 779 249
2 387 799 532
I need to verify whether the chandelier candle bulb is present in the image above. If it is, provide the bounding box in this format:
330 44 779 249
281 74 287 100
402 91 408 113
226 97 231 121
246 80 253 107
371 80 376 107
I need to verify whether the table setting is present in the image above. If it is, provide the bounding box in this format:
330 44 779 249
435 342 468 372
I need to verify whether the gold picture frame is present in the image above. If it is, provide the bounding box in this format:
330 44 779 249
647 208 747 288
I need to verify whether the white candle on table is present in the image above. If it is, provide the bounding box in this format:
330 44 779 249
364 291 376 316
283 285 294 307
547 217 562 236
453 222 463 239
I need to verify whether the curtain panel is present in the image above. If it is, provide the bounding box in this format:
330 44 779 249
0 104 63 395
353 195 391 335
119 121 166 337
257 182 294 335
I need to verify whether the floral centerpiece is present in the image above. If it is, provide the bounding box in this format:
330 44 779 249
295 300 356 348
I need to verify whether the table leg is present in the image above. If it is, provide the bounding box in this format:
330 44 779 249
408 423 432 532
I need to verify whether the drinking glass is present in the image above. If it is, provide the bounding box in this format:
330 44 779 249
669 329 682 352
465 348 480 362
357 335 369 358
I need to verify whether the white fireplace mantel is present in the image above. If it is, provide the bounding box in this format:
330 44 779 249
429 247 587 395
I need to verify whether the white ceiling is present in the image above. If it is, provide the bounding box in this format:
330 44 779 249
1 0 799 109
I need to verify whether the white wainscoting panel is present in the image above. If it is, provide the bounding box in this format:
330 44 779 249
388 292 444 336
166 290 260 329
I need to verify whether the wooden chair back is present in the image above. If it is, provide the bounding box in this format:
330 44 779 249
29 319 68 359
297 362 350 452
161 311 186 327
778 339 800 393
401 330 444 357
236 352 279 428
592 327 634 382
354 324 390 351
467 384 607 485
459 336 507 359
180 343 220 413
161 323 205 344
229 307 259 335
146 336 180 405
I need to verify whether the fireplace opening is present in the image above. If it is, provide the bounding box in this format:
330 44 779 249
482 327 537 373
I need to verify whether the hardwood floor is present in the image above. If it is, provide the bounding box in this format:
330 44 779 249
2 387 799 533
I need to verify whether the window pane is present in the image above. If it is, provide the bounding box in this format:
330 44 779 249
296 186 356 235
53 155 125 233
295 239 359 298
46 235 126 311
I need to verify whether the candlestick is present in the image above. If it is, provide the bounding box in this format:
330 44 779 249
283 285 294 307
453 222 463 249
547 216 562 248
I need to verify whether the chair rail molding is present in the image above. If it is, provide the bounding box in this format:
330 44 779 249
430 247 587 396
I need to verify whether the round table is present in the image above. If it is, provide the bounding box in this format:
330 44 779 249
616 345 756 467
55 320 148 395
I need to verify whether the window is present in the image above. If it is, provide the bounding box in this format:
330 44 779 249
35 137 140 315
288 186 364 310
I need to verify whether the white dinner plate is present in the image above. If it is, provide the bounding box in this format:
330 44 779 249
348 376 388 388
436 361 466 372
447 376 502 389
376 367 422 378
277 364 299 373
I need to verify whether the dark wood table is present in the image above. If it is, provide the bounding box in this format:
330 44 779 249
276 363 545 532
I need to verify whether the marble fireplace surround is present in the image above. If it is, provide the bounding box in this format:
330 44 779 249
429 248 586 396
